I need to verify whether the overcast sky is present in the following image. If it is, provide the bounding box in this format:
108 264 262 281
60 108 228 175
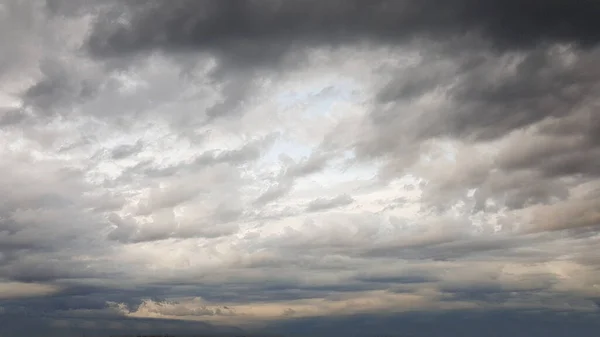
1 0 600 336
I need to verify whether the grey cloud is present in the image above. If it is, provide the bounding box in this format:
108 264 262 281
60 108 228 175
261 311 600 337
2 0 600 335
82 0 600 130
170 220 241 241
525 198 600 233
361 234 529 261
212 202 244 224
0 0 45 79
6 261 93 284
204 75 255 121
123 133 278 183
108 164 247 243
0 108 28 126
87 0 600 60
354 272 436 286
284 151 331 179
135 185 199 216
0 309 239 337
0 165 106 251
111 210 242 244
420 166 571 215
253 181 294 206
106 213 137 243
0 145 122 289
342 43 600 221
444 47 600 142
110 140 144 159
253 151 332 206
306 194 354 212
195 133 279 166
15 0 600 140
360 44 600 152
22 59 97 113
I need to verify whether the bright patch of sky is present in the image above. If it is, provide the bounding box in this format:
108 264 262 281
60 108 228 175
264 78 362 164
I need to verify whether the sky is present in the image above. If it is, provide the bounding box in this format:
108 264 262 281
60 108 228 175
1 0 600 336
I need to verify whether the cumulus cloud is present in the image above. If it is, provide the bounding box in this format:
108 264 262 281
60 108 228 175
1 0 600 336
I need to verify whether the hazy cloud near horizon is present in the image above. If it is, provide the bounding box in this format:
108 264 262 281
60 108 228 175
1 0 600 336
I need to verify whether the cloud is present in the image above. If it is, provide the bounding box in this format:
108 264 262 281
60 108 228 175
1 1 600 336
525 198 600 233
115 290 477 326
86 0 600 59
114 298 237 319
306 194 354 212
0 281 61 299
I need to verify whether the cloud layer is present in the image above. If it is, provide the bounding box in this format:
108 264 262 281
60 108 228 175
1 0 600 336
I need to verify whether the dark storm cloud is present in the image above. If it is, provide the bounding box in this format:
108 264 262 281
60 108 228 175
261 310 600 337
441 46 598 142
87 0 600 60
47 0 600 202
0 311 240 337
358 44 600 154
83 0 600 126
81 0 594 217
353 41 600 216
31 0 600 137
4 258 106 283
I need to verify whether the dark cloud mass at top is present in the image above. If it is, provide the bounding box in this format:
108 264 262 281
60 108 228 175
1 0 600 336
87 0 600 56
